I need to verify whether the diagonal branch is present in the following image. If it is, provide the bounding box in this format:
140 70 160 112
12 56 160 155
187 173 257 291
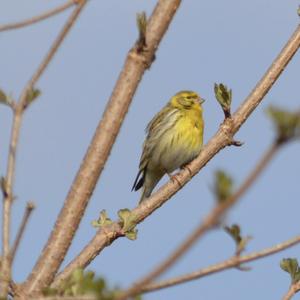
11 202 35 264
0 1 88 298
142 234 300 293
22 0 182 296
115 142 280 299
0 0 76 32
283 280 300 300
52 24 300 290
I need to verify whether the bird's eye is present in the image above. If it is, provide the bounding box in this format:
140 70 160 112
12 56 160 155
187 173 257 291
186 96 192 99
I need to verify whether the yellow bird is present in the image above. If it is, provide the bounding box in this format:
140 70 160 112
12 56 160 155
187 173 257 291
132 91 205 202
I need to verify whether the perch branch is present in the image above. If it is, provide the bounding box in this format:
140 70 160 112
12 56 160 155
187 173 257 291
115 142 280 299
53 24 300 289
143 234 300 293
22 0 182 296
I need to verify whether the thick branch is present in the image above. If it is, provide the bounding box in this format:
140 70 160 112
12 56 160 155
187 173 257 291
53 24 300 289
0 1 88 298
0 1 76 32
22 0 182 295
142 235 300 293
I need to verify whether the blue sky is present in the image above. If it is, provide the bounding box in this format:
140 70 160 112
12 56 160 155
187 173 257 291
1 1 300 299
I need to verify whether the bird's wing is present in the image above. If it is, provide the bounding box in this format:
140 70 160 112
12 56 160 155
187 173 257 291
140 107 179 169
132 168 145 191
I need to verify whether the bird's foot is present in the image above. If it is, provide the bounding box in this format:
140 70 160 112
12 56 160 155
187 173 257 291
167 172 182 188
181 163 193 176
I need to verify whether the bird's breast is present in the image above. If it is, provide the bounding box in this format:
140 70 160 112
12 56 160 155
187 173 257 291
150 113 203 173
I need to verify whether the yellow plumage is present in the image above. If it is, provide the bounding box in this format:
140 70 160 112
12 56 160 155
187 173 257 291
132 91 204 202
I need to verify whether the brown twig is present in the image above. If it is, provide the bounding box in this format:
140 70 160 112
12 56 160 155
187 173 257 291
11 202 35 263
282 281 300 300
0 0 76 32
52 24 300 289
22 0 182 296
142 234 300 293
115 142 280 299
32 297 96 300
0 1 88 298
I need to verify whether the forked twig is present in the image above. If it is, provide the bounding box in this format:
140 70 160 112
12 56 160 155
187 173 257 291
142 234 300 293
0 1 88 298
53 25 300 290
0 0 76 32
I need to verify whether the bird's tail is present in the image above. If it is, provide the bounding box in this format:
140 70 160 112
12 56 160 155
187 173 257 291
138 169 164 203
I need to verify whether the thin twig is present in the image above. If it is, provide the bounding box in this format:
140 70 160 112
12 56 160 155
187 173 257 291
53 24 300 287
22 0 182 296
142 234 300 293
25 1 87 90
0 1 88 298
115 142 280 299
0 0 76 32
11 202 35 263
282 281 300 300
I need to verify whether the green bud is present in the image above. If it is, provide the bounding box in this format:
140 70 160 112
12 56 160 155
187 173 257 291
92 210 113 228
280 258 300 283
214 170 233 203
266 106 300 143
214 83 232 118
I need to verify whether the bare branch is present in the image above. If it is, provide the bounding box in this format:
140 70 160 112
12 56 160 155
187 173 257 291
11 202 35 263
142 235 300 293
115 142 280 299
53 24 300 289
283 281 300 300
0 1 88 298
0 0 76 32
22 0 182 296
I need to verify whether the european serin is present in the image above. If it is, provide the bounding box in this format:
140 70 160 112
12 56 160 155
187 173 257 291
132 90 205 202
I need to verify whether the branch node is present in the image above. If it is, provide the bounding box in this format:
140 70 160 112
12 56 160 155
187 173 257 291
220 118 243 148
0 88 15 110
23 87 41 110
235 264 252 272
229 140 244 147
136 12 147 53
134 12 156 69
118 209 138 240
220 118 235 146
0 176 9 198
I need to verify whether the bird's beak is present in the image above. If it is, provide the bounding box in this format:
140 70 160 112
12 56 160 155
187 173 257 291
199 98 205 105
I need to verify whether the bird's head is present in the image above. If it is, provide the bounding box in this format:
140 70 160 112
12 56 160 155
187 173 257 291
170 90 205 111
